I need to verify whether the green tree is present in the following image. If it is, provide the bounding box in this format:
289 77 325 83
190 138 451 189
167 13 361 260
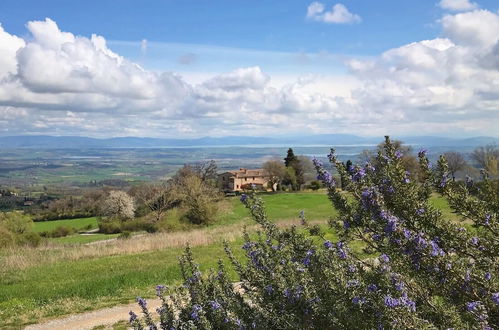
284 148 298 167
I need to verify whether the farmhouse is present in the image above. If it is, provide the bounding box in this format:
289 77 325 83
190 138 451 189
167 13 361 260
218 168 271 192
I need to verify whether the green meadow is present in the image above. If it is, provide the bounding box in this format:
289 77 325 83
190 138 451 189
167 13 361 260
0 191 461 327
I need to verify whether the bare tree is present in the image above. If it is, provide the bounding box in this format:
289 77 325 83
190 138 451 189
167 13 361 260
472 145 499 175
443 151 467 181
129 182 179 223
297 155 316 183
101 190 135 220
263 159 286 191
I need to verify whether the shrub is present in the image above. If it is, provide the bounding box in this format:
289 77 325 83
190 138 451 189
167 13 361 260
49 226 76 238
131 137 498 329
17 231 42 247
118 231 131 240
98 219 122 234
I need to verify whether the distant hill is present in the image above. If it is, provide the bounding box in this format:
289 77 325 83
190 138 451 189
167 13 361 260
0 134 496 149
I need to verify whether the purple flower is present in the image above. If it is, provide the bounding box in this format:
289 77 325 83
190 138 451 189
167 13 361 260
395 150 403 159
484 214 491 226
239 194 248 203
129 311 138 323
312 157 323 167
209 300 221 311
242 242 254 250
470 237 479 246
430 240 445 257
384 295 400 308
367 284 378 292
156 285 166 296
492 293 499 305
190 304 202 321
466 301 480 312
336 241 348 259
416 208 425 216
136 297 147 309
403 229 412 239
352 296 364 304
352 167 366 182
324 240 333 249
379 254 390 263
485 272 491 281
264 285 273 294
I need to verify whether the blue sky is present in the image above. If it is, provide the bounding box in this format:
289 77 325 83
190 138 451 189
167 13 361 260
0 0 498 137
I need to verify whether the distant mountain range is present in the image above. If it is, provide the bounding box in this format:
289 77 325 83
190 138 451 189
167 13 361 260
0 134 496 149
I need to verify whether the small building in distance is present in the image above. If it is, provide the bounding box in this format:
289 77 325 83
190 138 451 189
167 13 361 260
218 168 271 192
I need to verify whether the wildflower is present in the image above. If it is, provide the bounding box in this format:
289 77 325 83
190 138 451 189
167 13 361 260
484 272 491 281
367 284 378 292
137 297 147 309
264 285 273 294
156 285 166 296
239 194 248 203
466 301 480 312
129 310 138 323
470 237 479 246
492 293 499 305
209 300 221 311
190 304 202 321
352 167 366 182
416 208 425 215
395 150 403 159
484 214 491 226
324 240 333 249
352 296 364 304
379 254 390 263
336 241 348 259
384 295 400 308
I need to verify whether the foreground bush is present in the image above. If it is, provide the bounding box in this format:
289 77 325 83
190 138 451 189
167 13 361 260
130 137 498 329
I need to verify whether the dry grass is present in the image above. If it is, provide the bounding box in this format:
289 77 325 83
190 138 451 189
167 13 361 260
0 218 318 273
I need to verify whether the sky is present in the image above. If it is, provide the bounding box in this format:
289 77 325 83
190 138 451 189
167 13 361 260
0 0 498 138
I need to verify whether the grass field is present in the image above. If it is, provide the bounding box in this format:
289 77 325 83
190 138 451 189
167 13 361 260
0 191 463 327
51 233 120 244
33 217 99 233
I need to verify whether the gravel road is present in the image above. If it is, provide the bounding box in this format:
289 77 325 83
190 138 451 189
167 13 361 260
24 299 162 330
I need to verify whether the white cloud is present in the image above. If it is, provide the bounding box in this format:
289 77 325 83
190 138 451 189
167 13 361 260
438 0 478 12
0 11 498 138
306 2 361 24
441 10 499 48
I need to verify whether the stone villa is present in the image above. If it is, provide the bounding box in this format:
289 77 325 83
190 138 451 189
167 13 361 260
218 168 271 192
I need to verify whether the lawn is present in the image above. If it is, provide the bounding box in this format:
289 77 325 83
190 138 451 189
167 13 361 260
32 217 99 233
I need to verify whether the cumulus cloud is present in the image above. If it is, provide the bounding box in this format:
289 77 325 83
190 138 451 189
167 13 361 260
438 0 478 12
345 9 499 135
0 11 498 137
306 2 361 24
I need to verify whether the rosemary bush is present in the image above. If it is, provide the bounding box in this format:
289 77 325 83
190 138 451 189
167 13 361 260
130 137 498 329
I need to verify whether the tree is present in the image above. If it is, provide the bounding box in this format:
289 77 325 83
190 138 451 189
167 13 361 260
263 159 286 191
472 144 499 176
284 148 298 167
101 190 135 220
296 155 315 183
193 160 218 185
129 182 179 223
175 174 221 225
443 151 467 180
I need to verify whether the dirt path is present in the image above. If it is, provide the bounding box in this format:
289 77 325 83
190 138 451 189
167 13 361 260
24 299 162 330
